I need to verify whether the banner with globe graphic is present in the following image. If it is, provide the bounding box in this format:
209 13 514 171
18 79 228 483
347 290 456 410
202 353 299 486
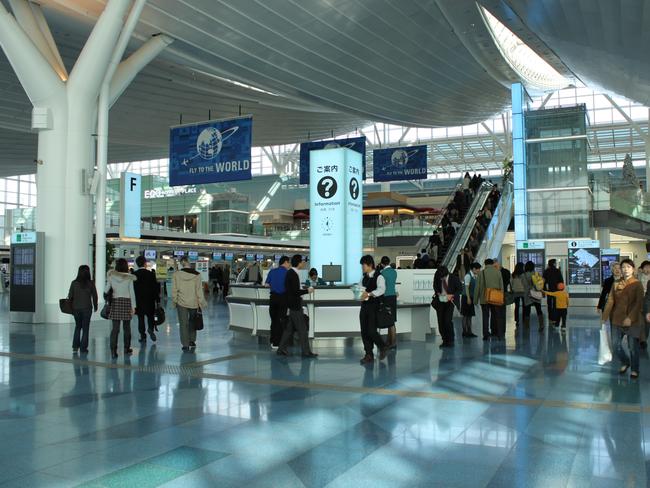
372 144 428 182
299 136 366 184
169 116 252 186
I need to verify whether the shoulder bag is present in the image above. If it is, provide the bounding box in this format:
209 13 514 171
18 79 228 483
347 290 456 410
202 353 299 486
483 271 504 306
375 299 395 328
191 308 204 331
100 287 113 319
59 298 73 315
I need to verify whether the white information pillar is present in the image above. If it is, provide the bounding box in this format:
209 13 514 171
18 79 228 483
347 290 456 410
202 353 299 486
309 148 363 284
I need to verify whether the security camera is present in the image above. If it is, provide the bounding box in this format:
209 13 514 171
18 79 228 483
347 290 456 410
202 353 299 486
34 159 43 165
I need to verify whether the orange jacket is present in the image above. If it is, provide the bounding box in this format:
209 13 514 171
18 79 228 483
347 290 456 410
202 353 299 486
544 290 570 309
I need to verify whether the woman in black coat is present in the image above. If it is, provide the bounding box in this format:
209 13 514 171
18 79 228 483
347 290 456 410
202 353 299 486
433 266 462 349
598 262 621 313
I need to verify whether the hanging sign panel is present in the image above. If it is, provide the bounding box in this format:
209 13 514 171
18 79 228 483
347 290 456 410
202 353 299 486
568 240 601 285
372 145 427 182
299 136 366 184
169 116 252 186
120 172 141 239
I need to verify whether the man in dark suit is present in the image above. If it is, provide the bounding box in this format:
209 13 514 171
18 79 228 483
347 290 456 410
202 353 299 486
277 255 318 358
134 255 160 343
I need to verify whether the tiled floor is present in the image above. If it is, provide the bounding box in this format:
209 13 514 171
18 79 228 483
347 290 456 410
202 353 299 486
0 292 648 487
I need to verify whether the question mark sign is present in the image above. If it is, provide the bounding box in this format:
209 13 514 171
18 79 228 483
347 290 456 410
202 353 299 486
323 179 333 197
349 177 359 199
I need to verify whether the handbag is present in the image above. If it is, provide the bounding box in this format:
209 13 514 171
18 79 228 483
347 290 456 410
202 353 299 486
529 289 543 302
504 291 515 306
485 288 504 306
598 323 612 365
100 303 111 319
375 300 394 328
153 306 166 327
431 295 442 311
59 298 73 315
190 308 204 331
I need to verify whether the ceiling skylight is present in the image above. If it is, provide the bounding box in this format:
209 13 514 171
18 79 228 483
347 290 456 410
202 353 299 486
479 5 570 91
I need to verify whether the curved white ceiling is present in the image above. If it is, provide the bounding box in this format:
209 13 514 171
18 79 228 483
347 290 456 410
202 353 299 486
0 0 647 177
481 0 650 105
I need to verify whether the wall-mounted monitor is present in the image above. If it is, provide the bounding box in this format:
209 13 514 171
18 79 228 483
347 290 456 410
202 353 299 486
144 249 157 260
188 251 199 261
246 253 255 261
213 252 223 261
173 250 185 258
225 252 234 261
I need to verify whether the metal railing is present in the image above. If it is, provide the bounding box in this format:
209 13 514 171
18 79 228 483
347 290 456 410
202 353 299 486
475 180 513 264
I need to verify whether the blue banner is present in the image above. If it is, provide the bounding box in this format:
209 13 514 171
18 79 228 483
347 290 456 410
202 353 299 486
169 116 252 186
372 145 428 182
299 136 365 184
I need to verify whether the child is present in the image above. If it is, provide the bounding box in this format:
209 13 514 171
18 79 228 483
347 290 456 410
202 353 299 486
543 283 570 330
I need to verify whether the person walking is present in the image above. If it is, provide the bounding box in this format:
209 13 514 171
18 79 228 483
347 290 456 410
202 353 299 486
511 262 526 327
172 258 207 352
543 283 570 330
357 255 389 364
474 259 505 340
461 262 481 338
265 256 290 348
434 265 462 348
380 256 398 349
68 265 98 354
133 256 160 344
523 261 545 331
107 258 137 359
277 255 318 358
543 259 564 326
604 259 644 379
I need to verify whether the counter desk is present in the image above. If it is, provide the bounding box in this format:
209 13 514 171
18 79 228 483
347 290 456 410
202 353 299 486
227 284 435 341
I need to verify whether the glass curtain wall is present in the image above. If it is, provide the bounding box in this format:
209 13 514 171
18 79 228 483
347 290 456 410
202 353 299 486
525 105 590 239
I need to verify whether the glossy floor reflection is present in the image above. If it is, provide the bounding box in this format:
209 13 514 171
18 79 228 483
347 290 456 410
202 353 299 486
0 293 648 487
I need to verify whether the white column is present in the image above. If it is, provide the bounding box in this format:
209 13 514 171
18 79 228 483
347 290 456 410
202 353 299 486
0 0 130 322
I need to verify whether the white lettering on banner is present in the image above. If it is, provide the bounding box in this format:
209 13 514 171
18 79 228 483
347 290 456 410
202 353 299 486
214 160 250 172
144 186 198 199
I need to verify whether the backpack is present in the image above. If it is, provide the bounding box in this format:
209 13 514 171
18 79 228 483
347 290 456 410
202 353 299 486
511 275 525 293
531 272 544 291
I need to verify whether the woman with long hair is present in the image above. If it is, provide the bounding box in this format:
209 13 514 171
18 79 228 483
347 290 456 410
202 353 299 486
523 261 545 330
106 258 136 359
604 259 644 379
67 265 98 354
511 262 526 326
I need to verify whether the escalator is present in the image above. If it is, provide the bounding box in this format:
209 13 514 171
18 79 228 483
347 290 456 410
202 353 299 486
474 180 514 265
440 182 494 270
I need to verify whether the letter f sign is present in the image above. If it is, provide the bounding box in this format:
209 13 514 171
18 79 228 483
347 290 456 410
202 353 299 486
130 177 137 191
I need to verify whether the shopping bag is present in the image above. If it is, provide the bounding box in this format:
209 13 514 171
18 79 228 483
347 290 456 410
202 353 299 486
191 308 204 331
598 323 612 365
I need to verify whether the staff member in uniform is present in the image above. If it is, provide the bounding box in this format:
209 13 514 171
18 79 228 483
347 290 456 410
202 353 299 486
358 255 389 364
265 256 290 348
277 255 318 358
379 256 398 349
434 265 462 348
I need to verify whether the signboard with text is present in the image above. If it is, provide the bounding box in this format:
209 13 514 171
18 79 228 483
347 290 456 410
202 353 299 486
309 148 362 284
568 240 601 285
169 116 252 186
119 172 141 239
372 145 427 182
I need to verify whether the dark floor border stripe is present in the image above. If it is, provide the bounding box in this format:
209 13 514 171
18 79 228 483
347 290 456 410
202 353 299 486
0 350 641 414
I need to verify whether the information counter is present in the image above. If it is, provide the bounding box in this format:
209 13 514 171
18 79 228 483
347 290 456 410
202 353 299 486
227 284 434 341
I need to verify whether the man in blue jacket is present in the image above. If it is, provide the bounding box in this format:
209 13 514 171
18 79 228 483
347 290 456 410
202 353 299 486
265 256 290 348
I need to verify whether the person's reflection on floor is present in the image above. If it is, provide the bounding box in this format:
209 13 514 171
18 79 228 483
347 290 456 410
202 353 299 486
133 345 162 416
64 362 98 435
601 407 644 484
547 328 568 374
267 358 312 421
172 353 206 424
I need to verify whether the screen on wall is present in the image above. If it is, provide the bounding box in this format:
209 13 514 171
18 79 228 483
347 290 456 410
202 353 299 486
568 240 601 285
246 253 255 261
600 249 620 282
225 252 234 261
